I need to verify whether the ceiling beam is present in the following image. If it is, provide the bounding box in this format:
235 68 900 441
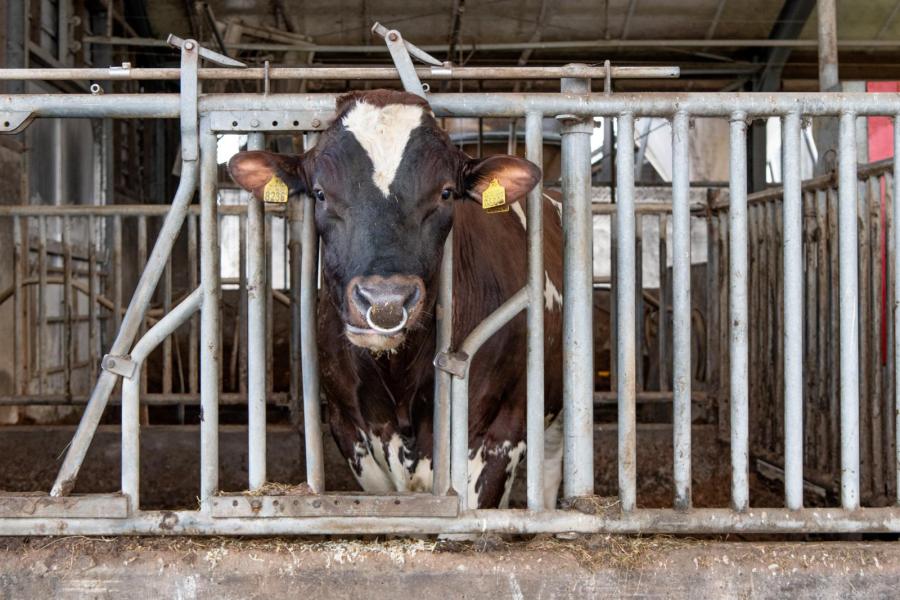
704 0 729 40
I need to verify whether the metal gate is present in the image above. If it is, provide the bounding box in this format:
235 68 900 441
2 33 900 535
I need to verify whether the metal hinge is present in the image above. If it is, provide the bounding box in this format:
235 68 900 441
433 351 470 379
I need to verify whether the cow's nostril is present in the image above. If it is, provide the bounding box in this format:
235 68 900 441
367 303 407 331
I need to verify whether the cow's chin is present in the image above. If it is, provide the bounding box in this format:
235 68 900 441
345 327 406 354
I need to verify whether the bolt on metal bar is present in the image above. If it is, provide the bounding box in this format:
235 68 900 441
451 288 531 510
671 110 692 510
245 132 267 491
782 111 804 510
525 111 546 510
383 29 426 98
560 72 595 500
729 112 750 512
895 115 900 504
615 111 637 512
50 39 201 498
199 118 221 506
839 111 861 510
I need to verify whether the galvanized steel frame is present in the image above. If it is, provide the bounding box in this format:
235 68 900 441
2 45 900 533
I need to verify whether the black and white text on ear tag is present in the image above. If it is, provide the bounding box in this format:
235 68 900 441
263 175 289 203
481 178 506 212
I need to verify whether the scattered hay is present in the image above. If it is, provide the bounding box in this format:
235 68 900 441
227 482 315 497
558 495 621 516
524 534 704 570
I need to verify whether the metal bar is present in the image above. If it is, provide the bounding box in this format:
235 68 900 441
88 215 98 385
817 0 840 91
245 131 267 491
37 216 46 396
451 288 530 510
188 215 199 396
658 213 668 392
782 111 804 510
62 216 72 399
162 255 173 396
0 392 292 406
432 232 453 496
671 111 692 510
839 111 860 510
616 111 637 512
383 29 426 98
12 216 23 393
288 198 303 428
525 111 545 510
238 210 248 395
137 217 148 399
7 92 900 123
300 182 324 494
199 119 220 505
636 215 644 391
113 216 122 334
0 65 677 82
8 507 900 536
560 72 595 500
729 112 750 512
49 41 201 498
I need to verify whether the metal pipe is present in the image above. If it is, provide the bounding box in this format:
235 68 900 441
288 198 303 428
37 217 46 396
0 64 678 81
560 72 595 500
817 0 840 92
199 119 221 505
671 110 692 510
729 113 750 512
839 111 860 510
615 111 637 512
782 111 804 510
122 287 203 514
525 111 545 510
300 183 324 494
451 288 530 510
432 233 453 496
245 132 267 491
7 507 900 536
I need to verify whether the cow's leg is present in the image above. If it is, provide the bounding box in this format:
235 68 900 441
543 413 564 508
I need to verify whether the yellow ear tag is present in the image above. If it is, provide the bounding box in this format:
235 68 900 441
481 178 507 213
262 175 289 203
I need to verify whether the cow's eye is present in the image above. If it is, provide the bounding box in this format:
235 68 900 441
440 188 453 200
314 189 326 202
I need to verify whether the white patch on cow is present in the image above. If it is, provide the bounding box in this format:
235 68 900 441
342 102 424 197
500 441 526 509
543 192 562 220
543 414 564 509
510 201 527 229
467 445 486 507
349 441 393 493
544 271 562 311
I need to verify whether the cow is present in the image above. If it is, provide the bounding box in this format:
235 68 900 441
228 89 564 508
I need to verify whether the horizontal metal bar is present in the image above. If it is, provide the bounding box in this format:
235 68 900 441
0 393 291 406
0 203 287 216
0 65 678 82
5 92 900 122
80 34 900 53
0 494 128 518
4 507 900 535
211 494 458 518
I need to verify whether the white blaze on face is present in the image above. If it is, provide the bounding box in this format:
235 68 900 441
342 101 425 197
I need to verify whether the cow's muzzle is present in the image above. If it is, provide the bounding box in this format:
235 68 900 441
345 275 425 350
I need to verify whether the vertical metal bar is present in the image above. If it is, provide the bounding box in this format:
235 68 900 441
238 211 248 395
121 375 140 513
265 213 274 396
88 215 98 385
858 177 872 500
38 216 47 396
525 111 546 510
245 131 267 491
199 119 221 504
658 213 669 392
827 188 841 475
869 175 884 496
817 0 840 91
450 368 469 509
432 233 453 496
301 131 324 493
782 111 804 510
815 190 829 477
671 110 692 510
729 112 750 512
615 111 636 511
188 215 199 397
13 216 23 394
62 216 73 399
636 214 644 391
162 256 173 396
113 215 123 334
894 116 900 503
839 111 860 510
137 217 148 398
288 197 303 429
560 74 595 499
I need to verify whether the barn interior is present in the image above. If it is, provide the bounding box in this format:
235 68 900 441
0 0 898 518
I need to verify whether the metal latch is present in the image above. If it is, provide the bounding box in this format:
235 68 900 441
433 351 470 379
101 354 137 379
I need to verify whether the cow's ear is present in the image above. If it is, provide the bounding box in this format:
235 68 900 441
228 150 308 201
462 155 541 204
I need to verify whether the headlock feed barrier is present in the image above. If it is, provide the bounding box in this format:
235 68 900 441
2 30 900 535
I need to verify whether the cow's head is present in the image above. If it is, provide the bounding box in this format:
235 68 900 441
229 90 540 352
